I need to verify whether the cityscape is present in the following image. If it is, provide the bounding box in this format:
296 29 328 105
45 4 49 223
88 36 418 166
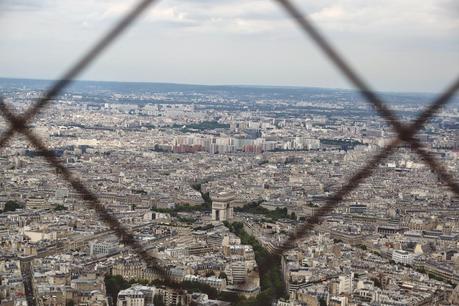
1 77 459 306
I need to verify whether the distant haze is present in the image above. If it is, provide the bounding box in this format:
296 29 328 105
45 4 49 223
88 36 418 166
0 0 458 93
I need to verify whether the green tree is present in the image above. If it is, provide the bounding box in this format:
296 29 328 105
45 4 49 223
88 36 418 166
153 295 166 306
54 204 67 211
178 216 195 224
218 272 227 280
66 300 75 306
2 200 22 213
225 222 286 305
319 297 327 306
234 201 296 221
104 275 130 305
205 270 215 277
371 277 382 288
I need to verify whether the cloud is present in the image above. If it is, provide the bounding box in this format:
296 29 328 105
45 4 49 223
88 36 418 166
434 0 459 28
0 0 51 12
0 0 457 92
3 0 456 37
90 0 280 33
307 0 459 35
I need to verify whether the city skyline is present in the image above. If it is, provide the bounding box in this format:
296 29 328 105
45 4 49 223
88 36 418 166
1 77 458 305
1 1 459 305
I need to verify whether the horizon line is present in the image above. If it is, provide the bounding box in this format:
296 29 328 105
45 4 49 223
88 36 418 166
0 76 441 96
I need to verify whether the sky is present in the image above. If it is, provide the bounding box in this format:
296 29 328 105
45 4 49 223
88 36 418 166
0 0 458 93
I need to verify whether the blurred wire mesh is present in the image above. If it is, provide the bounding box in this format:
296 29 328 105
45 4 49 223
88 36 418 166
0 0 458 305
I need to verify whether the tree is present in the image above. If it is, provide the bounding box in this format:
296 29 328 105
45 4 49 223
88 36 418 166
153 295 165 306
66 301 75 306
218 272 227 280
130 278 150 285
234 202 291 221
225 222 286 304
54 204 67 211
205 270 215 277
371 277 382 288
104 275 130 305
2 200 22 213
319 297 327 306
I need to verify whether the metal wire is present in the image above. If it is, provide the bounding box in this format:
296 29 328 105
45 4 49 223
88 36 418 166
0 0 161 304
0 0 159 150
275 0 459 175
274 0 459 250
1 0 458 304
1 100 170 303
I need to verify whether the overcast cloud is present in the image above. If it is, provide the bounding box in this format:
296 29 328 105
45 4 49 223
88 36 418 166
0 0 458 92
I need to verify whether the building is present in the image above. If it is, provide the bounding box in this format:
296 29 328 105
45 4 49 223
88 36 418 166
392 250 414 265
211 192 234 222
229 260 247 284
117 285 155 306
23 229 57 242
89 241 119 257
111 261 163 282
117 285 156 306
155 287 188 305
338 273 353 295
26 197 51 210
183 275 226 291
348 204 367 214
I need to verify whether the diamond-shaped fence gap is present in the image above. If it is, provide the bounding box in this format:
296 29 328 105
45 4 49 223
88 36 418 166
274 138 400 253
194 155 264 198
275 0 459 193
284 144 393 231
276 0 457 140
0 98 171 276
0 0 159 151
351 148 453 208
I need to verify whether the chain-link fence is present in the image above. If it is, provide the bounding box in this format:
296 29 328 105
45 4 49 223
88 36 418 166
1 0 458 305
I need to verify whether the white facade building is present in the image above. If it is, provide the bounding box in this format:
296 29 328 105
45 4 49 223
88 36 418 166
89 241 118 257
392 250 415 265
117 285 156 306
